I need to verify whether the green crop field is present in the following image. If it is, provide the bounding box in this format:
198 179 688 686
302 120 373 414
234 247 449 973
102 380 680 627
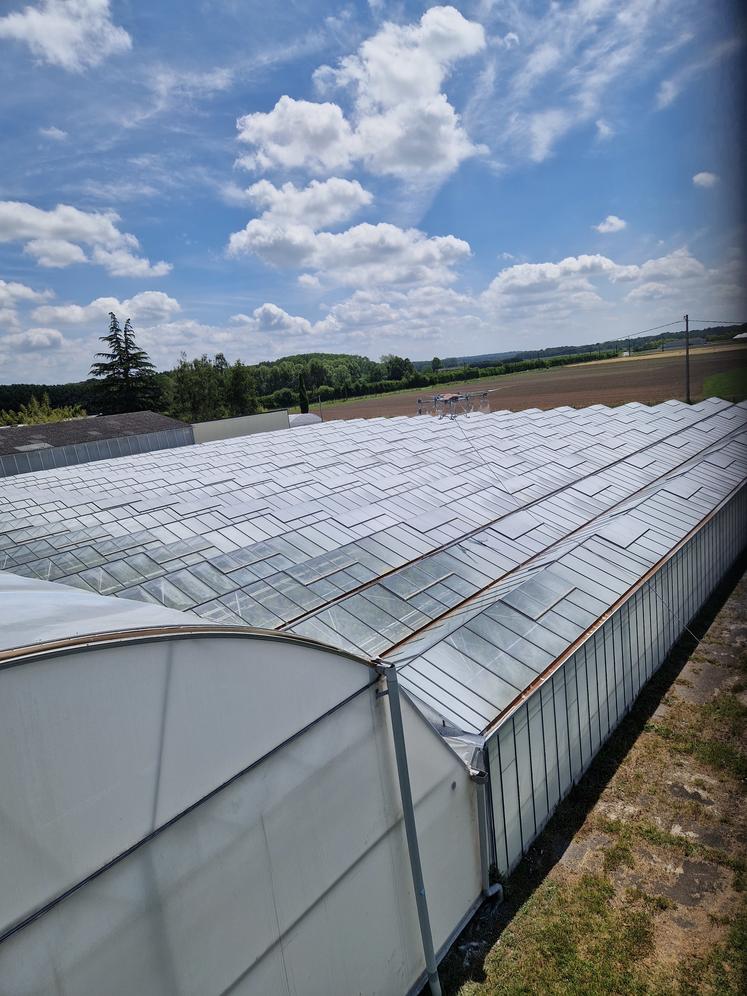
703 368 747 403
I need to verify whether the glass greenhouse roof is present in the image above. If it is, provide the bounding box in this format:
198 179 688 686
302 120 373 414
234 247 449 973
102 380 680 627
2 399 745 733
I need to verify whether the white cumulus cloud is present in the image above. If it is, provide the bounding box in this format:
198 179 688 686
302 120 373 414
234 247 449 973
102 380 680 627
0 200 171 277
229 219 471 287
244 177 372 228
0 0 131 72
233 303 315 336
594 214 627 234
24 238 87 267
91 246 171 278
39 125 68 140
32 290 180 326
3 327 65 351
0 278 53 329
237 6 486 181
692 171 719 188
0 278 51 307
237 97 356 174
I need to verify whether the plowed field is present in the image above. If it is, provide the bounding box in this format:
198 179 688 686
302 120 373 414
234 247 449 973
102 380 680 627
319 344 747 421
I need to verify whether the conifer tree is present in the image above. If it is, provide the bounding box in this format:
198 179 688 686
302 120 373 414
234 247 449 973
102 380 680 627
298 372 309 414
90 313 158 413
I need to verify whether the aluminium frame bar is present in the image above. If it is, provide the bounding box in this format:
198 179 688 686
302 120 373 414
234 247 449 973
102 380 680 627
376 660 442 996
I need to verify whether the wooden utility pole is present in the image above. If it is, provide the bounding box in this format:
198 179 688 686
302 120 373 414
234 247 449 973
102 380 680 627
684 313 691 404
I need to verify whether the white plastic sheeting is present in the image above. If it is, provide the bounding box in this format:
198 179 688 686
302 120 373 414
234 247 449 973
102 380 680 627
0 587 481 995
0 571 194 653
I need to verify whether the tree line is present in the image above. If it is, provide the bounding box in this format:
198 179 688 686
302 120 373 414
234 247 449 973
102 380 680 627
1 314 743 426
0 393 86 427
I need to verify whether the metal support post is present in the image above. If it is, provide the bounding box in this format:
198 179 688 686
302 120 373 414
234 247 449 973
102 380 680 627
684 313 691 404
471 768 503 901
376 662 442 996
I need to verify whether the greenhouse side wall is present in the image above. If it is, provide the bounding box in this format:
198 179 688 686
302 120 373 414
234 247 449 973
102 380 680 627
487 484 747 877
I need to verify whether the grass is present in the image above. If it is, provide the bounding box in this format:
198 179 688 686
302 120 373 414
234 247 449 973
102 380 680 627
702 368 747 402
646 690 747 783
459 874 656 996
667 906 747 995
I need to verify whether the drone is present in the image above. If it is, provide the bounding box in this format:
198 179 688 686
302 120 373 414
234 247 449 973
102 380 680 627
416 390 491 419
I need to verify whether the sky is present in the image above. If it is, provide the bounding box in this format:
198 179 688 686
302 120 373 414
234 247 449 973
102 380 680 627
0 0 745 383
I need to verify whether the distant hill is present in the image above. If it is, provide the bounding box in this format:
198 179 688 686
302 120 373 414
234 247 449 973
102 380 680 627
424 324 746 370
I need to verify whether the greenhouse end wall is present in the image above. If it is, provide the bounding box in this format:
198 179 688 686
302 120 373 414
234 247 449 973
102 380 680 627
487 484 747 877
0 631 481 996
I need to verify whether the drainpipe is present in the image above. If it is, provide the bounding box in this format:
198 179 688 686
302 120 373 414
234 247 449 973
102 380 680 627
376 661 442 996
470 768 503 901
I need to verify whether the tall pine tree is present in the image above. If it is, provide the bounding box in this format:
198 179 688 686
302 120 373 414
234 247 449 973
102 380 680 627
90 313 158 413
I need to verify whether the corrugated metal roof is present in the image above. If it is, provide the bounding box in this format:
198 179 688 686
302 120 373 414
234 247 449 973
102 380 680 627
1 399 746 732
0 411 187 457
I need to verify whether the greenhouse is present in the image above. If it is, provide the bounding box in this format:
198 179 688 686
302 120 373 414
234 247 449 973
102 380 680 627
0 398 745 995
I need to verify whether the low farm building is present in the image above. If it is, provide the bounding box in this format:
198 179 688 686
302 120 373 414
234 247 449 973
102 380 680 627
1 398 745 995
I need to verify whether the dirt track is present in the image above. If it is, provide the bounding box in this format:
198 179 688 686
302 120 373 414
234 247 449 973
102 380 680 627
320 345 747 421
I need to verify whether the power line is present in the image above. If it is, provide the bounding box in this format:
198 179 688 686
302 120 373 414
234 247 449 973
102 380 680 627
618 319 683 339
580 319 684 353
689 319 747 327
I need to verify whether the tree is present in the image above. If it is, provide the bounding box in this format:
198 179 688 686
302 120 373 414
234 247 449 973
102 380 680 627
171 353 229 423
305 358 326 390
228 361 259 417
0 393 86 426
381 354 415 381
298 372 309 414
431 356 442 372
90 313 158 413
333 366 352 400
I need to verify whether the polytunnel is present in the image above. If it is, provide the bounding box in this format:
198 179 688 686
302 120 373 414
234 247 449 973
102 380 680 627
1 398 745 994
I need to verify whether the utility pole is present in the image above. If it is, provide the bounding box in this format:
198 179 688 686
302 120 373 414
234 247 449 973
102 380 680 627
684 313 691 404
627 337 631 358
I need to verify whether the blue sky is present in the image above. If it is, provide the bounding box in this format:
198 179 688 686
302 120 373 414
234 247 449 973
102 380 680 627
0 0 744 382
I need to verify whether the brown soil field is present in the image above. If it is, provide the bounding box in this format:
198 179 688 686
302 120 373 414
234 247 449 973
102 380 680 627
319 344 747 421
